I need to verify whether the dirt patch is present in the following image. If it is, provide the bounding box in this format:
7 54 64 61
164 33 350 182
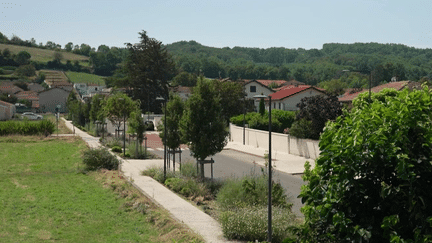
11 178 28 189
37 230 51 240
23 194 35 201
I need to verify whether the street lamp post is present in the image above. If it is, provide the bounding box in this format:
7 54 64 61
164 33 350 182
156 97 167 179
254 94 272 242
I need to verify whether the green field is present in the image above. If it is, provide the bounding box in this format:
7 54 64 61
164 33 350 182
0 136 202 242
65 71 106 85
0 44 89 65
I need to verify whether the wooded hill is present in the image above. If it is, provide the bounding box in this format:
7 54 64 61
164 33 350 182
2 29 431 89
165 41 432 88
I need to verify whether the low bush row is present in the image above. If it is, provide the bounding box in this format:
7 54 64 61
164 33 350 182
142 162 299 243
0 119 54 136
230 110 296 133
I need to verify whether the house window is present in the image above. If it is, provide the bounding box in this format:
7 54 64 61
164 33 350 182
250 86 256 93
279 103 281 109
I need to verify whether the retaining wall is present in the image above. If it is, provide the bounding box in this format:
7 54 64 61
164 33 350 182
229 123 321 160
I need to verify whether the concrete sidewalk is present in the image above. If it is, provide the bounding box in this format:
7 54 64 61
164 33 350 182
61 118 313 242
225 141 315 175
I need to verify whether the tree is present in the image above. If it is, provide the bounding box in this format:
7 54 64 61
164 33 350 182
159 93 184 151
259 98 265 115
128 108 147 156
15 51 31 65
53 51 63 64
318 78 348 96
212 80 248 124
291 94 342 139
103 93 138 136
65 42 73 52
298 86 432 242
171 71 197 87
15 64 36 77
180 78 229 161
122 30 176 114
89 94 105 122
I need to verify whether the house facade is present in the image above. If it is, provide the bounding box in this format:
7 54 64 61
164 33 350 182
257 85 327 111
0 100 16 120
38 88 70 113
244 80 276 101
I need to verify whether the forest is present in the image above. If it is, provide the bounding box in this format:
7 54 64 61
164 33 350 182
1 31 431 89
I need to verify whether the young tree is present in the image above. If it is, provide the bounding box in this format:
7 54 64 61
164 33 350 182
103 93 138 134
180 78 229 162
89 94 105 122
128 109 146 156
123 31 176 114
159 93 184 151
298 86 432 242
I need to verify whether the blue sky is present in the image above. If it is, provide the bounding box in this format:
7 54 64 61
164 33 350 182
1 0 432 50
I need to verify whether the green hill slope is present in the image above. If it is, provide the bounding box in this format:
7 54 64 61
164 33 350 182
0 43 89 65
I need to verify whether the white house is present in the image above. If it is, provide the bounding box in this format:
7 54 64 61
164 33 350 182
259 85 327 111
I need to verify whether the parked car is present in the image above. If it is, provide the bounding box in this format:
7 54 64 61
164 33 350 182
145 120 154 131
22 112 43 120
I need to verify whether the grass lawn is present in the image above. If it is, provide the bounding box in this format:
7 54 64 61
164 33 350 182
65 71 106 85
0 136 203 242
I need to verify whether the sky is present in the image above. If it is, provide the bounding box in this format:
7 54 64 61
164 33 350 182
1 0 432 50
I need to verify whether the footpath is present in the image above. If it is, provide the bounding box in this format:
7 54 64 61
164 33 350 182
61 118 313 243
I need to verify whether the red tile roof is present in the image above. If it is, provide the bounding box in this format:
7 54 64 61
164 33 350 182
244 79 288 88
269 85 326 100
338 81 414 102
0 82 24 94
16 91 39 101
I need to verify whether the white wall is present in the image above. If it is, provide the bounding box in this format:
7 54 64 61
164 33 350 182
230 123 321 160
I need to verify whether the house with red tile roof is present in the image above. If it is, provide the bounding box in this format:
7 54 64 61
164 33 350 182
0 81 24 95
15 91 40 110
254 85 327 111
338 81 422 104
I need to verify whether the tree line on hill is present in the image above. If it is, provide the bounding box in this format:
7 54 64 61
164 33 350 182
165 41 432 88
2 31 432 89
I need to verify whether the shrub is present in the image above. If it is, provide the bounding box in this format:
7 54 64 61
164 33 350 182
0 119 55 136
288 118 314 139
220 205 298 243
179 161 198 178
141 165 176 184
111 145 122 153
128 141 151 159
105 137 122 148
216 173 291 210
299 87 432 242
230 111 295 133
165 177 210 199
82 147 120 171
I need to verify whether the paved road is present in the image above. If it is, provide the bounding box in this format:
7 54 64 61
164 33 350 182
145 133 306 218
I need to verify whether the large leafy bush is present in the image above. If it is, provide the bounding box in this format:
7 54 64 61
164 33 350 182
298 87 432 242
82 147 120 171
